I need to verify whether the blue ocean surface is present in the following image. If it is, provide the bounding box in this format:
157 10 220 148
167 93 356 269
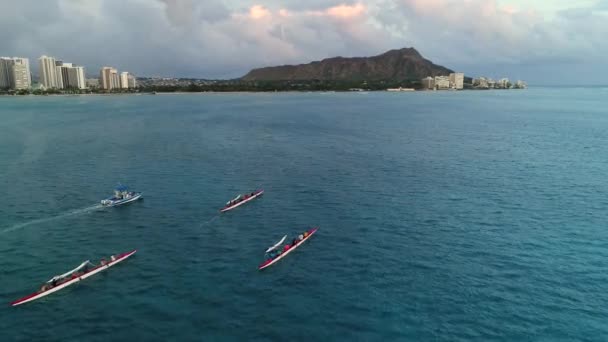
1 89 608 341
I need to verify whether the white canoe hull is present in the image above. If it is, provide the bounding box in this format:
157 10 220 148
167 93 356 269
11 250 137 307
220 190 264 213
259 228 318 270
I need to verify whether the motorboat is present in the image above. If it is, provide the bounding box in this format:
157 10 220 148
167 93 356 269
101 185 142 207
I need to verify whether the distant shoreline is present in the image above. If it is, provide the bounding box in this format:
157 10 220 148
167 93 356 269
0 88 529 98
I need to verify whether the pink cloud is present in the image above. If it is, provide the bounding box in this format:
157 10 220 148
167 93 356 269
249 5 271 19
302 3 367 19
406 0 445 15
326 3 366 18
278 9 291 18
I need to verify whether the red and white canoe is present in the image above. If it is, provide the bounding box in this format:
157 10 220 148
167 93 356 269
258 228 318 270
220 189 264 213
10 250 136 307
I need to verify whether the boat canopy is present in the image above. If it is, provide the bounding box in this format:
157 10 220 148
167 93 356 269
47 260 93 283
265 235 287 253
115 185 128 192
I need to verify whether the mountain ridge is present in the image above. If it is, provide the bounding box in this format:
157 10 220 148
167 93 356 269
241 47 454 81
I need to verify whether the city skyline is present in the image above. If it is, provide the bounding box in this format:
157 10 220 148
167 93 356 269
1 0 606 84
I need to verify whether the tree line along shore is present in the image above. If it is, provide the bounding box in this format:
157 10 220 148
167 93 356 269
1 78 527 96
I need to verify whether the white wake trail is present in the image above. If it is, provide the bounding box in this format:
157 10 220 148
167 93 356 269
0 204 103 235
200 215 219 228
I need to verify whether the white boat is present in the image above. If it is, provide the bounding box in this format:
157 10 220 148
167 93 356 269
11 250 137 307
101 185 142 207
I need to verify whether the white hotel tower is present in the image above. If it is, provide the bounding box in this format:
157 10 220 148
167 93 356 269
39 55 60 89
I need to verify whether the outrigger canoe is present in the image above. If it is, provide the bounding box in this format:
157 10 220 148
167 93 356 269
220 189 264 213
258 228 318 270
11 250 136 307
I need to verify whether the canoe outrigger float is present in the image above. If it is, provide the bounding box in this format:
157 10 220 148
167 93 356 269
10 250 136 307
220 189 264 213
259 227 318 270
101 185 142 207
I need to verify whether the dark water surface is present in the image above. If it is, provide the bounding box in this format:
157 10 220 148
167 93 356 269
1 90 608 341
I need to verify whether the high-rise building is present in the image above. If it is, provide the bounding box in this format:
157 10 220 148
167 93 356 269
39 55 60 89
55 66 64 89
498 78 510 89
56 61 69 89
100 67 111 89
54 61 86 89
13 58 31 89
111 70 120 89
0 58 14 89
0 57 31 90
12 60 31 90
74 66 86 89
421 76 435 90
449 72 464 90
434 76 450 90
100 67 119 90
127 74 137 88
63 66 86 89
120 72 129 89
473 77 489 89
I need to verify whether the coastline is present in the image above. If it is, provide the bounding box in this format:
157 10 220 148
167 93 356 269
0 88 527 97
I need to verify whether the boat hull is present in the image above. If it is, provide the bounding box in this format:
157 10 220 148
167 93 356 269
101 193 142 207
220 190 264 213
258 228 318 270
11 250 137 307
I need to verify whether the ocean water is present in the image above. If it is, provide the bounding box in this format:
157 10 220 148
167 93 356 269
1 89 608 341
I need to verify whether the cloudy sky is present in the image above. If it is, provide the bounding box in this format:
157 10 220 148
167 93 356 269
2 0 606 84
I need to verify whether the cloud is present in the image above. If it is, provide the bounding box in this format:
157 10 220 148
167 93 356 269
324 3 366 18
248 5 271 19
0 0 606 83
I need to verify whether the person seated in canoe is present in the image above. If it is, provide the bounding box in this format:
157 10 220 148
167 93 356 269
267 249 281 260
111 255 116 262
298 234 304 241
268 250 278 259
100 258 107 266
303 231 309 238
